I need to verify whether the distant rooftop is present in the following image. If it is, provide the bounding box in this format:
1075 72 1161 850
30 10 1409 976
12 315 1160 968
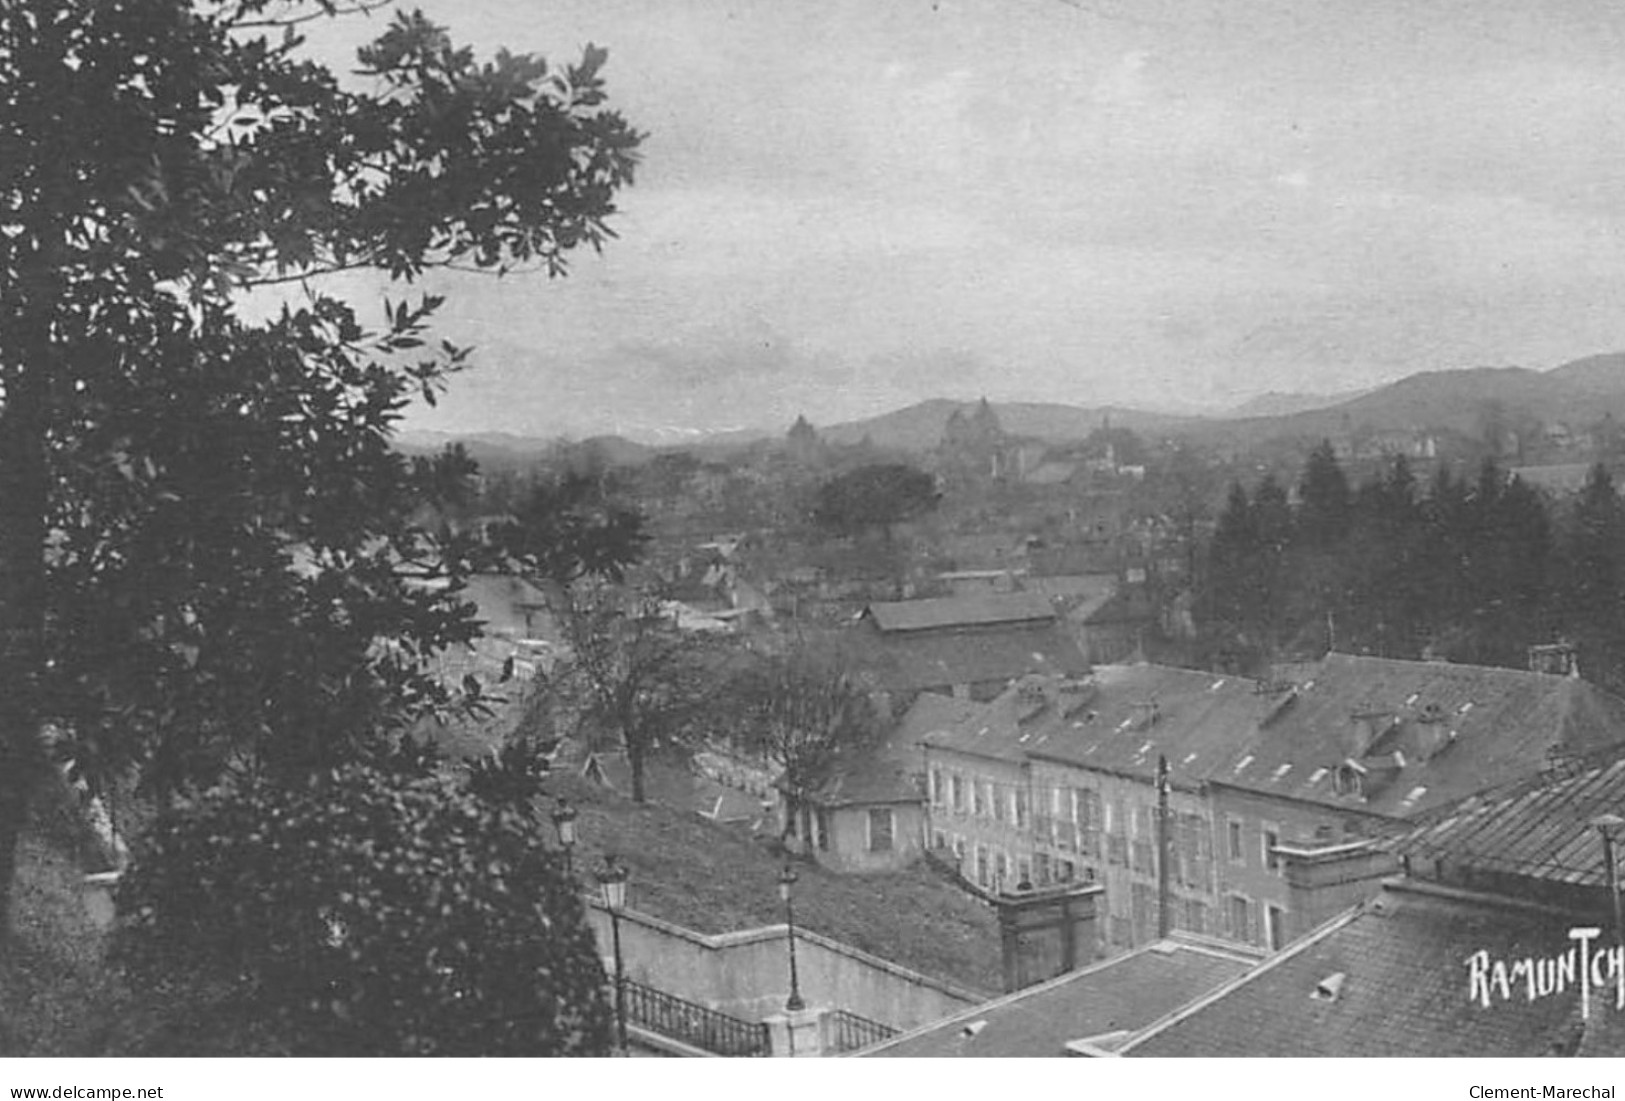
863 592 1057 633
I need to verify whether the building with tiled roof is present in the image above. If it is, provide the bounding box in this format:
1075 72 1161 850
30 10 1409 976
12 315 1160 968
781 714 928 874
919 667 1270 950
860 933 1262 1057
1113 878 1625 1057
1205 653 1625 954
851 592 1087 702
909 653 1625 958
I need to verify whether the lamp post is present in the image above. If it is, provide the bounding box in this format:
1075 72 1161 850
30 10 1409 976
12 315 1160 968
778 862 804 1012
552 797 579 878
596 853 630 1054
1594 813 1625 948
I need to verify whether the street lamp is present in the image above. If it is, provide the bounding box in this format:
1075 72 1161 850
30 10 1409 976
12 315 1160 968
552 797 579 877
1594 813 1625 948
595 853 630 1055
778 862 805 1012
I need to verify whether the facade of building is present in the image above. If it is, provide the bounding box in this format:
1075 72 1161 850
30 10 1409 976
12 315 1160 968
911 653 1625 957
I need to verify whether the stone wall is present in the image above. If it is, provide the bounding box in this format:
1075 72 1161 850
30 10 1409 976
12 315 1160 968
585 902 985 1032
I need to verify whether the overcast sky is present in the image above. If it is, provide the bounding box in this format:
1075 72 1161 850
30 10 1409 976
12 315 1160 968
302 0 1625 441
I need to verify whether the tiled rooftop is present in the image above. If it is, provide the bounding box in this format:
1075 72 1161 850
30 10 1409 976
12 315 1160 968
1120 880 1625 1057
864 592 1057 633
1208 653 1625 818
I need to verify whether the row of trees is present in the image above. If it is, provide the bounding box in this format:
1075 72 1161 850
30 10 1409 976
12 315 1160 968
1198 443 1625 690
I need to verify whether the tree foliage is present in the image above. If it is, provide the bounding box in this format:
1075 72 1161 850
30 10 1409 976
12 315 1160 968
811 463 940 539
1193 445 1625 682
495 470 648 586
115 752 611 1056
0 0 640 928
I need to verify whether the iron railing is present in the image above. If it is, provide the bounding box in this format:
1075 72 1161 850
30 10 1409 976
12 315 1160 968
622 978 771 1056
825 1008 898 1054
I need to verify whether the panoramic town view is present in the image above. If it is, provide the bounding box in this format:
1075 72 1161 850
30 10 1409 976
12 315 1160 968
9 0 1625 1083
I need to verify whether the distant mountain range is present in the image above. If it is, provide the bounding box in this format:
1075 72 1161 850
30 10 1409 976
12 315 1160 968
397 352 1625 465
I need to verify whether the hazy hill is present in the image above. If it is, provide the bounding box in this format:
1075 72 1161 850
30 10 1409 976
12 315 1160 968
1179 358 1625 448
1224 389 1370 419
1548 352 1625 397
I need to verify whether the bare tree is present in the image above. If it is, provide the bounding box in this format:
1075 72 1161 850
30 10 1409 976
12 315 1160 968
736 641 879 856
552 579 719 803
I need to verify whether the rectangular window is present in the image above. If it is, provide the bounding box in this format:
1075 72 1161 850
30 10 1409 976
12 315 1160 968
1034 852 1051 885
868 808 894 853
932 830 947 850
1058 858 1075 882
1228 818 1245 864
973 780 986 818
992 783 1006 823
1132 836 1155 875
976 846 989 887
816 808 831 852
1266 904 1288 951
930 767 944 806
1229 895 1253 944
1182 899 1208 936
1017 857 1032 888
995 850 1009 891
1263 825 1281 874
951 774 965 812
1107 833 1128 867
1015 788 1029 829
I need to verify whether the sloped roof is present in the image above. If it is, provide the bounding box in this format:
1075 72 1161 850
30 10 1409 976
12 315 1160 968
1079 585 1156 627
1207 653 1625 818
1120 880 1625 1057
807 716 928 808
911 687 1031 764
862 934 1261 1057
864 592 1057 632
1396 745 1625 886
849 620 1088 695
1021 665 1272 788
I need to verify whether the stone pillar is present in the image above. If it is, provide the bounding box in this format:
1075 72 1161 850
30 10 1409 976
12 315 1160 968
995 881 1104 993
764 1006 825 1057
1279 839 1399 943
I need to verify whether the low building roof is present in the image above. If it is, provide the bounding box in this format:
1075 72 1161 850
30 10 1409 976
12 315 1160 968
1206 653 1625 818
863 592 1057 633
849 620 1089 695
861 934 1261 1057
1397 745 1625 886
1119 880 1625 1057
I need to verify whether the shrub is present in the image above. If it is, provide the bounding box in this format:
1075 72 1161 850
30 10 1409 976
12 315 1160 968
115 758 610 1056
